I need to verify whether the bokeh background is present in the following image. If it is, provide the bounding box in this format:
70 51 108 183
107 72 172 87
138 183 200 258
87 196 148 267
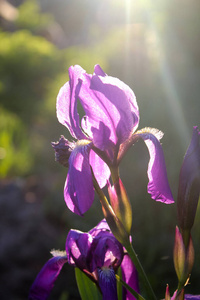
0 0 200 299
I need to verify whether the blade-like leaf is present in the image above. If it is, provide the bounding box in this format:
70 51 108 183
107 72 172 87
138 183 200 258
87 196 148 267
117 267 123 300
116 274 146 300
75 268 102 300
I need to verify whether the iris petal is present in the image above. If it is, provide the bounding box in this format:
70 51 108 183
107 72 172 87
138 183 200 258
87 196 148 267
78 65 139 151
170 291 200 300
121 254 140 300
94 64 106 77
29 256 67 300
89 219 110 237
66 230 92 270
136 128 174 204
56 65 86 140
97 267 118 300
89 149 110 188
89 232 123 272
64 143 94 215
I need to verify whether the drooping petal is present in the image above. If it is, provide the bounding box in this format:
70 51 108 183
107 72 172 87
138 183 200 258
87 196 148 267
136 128 174 204
78 65 139 152
121 254 140 300
89 149 110 188
97 267 118 300
29 256 67 300
66 230 92 270
56 65 86 140
64 142 94 215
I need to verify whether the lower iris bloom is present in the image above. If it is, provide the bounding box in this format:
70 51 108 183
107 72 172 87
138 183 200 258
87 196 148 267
29 220 139 300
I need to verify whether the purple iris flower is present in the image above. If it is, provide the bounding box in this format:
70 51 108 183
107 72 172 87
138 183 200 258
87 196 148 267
29 219 139 300
170 290 200 300
53 64 173 215
184 296 200 300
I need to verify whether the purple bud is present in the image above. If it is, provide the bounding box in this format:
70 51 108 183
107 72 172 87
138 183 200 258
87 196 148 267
177 126 200 231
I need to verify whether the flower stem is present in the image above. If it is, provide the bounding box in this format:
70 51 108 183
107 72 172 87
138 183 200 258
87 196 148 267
91 168 130 245
124 241 157 300
91 169 156 299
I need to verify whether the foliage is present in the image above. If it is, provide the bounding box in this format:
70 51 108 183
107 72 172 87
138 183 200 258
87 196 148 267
0 30 64 124
0 108 32 177
15 0 53 32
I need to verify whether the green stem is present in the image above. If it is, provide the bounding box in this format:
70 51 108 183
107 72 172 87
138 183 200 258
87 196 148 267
92 169 156 300
124 241 157 300
175 287 184 300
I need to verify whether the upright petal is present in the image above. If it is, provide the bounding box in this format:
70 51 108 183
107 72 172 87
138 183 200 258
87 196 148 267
56 65 86 140
29 256 67 300
89 219 111 237
64 142 94 215
66 230 92 270
78 65 139 152
94 64 107 77
136 128 174 204
121 254 140 300
89 232 124 272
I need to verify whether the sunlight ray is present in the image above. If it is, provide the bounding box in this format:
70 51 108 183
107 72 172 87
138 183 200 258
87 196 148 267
145 10 190 149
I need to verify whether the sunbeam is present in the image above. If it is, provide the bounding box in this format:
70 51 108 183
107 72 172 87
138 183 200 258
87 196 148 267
144 8 191 149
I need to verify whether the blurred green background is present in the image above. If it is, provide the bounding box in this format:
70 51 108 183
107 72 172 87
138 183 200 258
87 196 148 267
0 0 200 299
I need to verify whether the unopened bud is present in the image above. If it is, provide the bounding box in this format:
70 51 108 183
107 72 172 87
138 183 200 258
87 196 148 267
165 285 171 300
173 227 194 287
177 126 200 231
101 202 130 246
108 178 132 235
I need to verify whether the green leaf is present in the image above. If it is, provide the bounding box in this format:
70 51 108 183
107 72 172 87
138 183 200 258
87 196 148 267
116 274 146 300
75 268 102 300
117 267 123 300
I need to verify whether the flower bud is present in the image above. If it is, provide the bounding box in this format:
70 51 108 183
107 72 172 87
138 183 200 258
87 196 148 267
177 126 200 232
173 227 194 287
165 285 171 300
101 202 130 246
91 170 130 246
108 178 132 235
